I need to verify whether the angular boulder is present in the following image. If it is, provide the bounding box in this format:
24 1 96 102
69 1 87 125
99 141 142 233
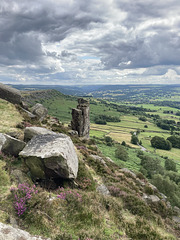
0 82 22 105
0 222 51 240
24 126 57 142
19 134 78 179
0 133 26 157
31 103 48 121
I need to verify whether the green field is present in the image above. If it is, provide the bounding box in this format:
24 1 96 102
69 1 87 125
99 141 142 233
25 89 180 170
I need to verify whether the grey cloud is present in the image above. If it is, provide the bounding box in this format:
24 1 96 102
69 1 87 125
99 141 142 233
0 0 180 84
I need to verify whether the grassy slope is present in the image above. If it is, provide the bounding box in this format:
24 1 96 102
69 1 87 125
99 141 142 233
0 99 23 134
0 97 179 239
22 90 180 167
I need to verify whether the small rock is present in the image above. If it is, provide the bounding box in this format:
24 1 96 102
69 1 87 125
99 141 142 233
11 169 31 185
174 206 180 215
68 130 78 136
97 184 110 196
106 157 114 163
159 192 167 201
172 216 180 223
90 155 107 166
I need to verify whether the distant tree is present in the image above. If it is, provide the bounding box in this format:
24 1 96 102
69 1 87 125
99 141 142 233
144 125 148 128
121 141 126 146
115 145 128 161
104 136 113 146
131 135 139 145
139 116 147 122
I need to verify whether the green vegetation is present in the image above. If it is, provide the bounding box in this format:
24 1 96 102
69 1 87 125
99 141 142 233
115 145 128 161
0 89 179 239
151 136 172 150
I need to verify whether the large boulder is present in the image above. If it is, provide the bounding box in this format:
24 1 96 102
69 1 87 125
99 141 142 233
0 83 22 105
19 134 78 179
24 126 57 142
0 222 51 240
0 133 26 157
31 103 48 121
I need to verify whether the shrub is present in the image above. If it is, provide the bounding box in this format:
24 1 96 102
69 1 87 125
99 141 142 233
165 159 177 172
115 145 128 161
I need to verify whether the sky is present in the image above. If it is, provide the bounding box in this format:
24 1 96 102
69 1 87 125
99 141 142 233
0 0 180 85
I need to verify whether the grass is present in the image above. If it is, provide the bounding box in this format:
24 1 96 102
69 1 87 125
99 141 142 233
0 99 23 133
97 144 141 171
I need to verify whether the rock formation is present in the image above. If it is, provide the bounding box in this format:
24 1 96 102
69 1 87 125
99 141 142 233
0 83 22 105
71 98 90 138
19 133 78 179
31 103 48 121
0 133 26 157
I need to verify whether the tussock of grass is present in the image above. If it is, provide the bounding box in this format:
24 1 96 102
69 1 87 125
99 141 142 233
0 99 23 133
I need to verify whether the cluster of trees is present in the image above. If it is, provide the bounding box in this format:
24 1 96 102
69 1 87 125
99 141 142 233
139 116 147 122
153 100 180 110
151 136 172 150
94 114 120 125
151 135 180 150
138 152 180 207
167 135 180 149
156 119 176 131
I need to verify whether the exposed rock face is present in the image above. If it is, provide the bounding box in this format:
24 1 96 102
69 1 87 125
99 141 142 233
0 222 51 240
31 103 48 121
19 133 78 179
143 193 160 203
0 133 26 157
24 126 57 142
71 98 90 138
90 154 107 166
0 83 22 105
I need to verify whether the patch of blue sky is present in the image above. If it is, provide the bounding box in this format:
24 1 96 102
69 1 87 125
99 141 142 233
81 56 100 60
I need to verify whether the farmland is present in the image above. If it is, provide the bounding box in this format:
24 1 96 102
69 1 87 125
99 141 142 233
22 86 180 171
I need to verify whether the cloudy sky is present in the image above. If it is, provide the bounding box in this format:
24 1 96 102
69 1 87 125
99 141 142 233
0 0 180 85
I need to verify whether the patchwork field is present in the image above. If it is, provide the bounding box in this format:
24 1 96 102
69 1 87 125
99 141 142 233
90 113 180 164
